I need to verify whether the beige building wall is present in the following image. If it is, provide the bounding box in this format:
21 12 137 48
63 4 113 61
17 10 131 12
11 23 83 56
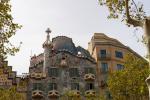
88 33 143 98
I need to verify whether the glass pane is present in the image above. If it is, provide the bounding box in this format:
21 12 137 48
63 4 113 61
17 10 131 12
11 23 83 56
84 68 94 74
69 68 79 77
115 51 123 58
48 83 57 90
100 50 106 58
32 83 43 91
71 83 79 90
101 63 108 73
85 83 94 90
117 64 124 70
48 68 59 77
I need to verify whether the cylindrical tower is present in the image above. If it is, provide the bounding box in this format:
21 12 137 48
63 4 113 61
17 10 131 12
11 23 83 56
42 28 52 73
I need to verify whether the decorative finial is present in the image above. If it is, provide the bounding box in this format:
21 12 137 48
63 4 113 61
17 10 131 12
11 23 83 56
43 28 52 48
46 28 51 35
45 28 51 41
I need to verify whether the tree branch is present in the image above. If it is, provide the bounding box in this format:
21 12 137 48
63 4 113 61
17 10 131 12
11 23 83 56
131 0 139 14
125 0 143 27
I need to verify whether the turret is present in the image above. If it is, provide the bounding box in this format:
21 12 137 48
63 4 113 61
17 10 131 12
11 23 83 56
42 28 53 73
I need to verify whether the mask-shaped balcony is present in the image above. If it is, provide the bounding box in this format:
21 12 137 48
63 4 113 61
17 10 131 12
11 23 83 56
48 90 59 98
85 90 96 97
69 90 80 97
84 73 95 81
30 73 46 79
32 90 44 99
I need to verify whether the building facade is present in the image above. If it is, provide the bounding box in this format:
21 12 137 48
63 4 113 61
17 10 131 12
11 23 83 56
0 59 18 89
88 33 142 98
27 29 99 100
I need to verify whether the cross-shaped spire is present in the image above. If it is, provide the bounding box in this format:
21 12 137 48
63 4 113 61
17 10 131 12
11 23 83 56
45 28 51 41
45 28 51 35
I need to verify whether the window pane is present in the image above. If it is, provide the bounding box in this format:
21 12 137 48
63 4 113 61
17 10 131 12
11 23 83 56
32 83 43 91
117 64 124 70
71 83 79 90
48 68 59 77
69 68 79 77
100 50 106 58
84 68 94 74
85 83 94 90
101 63 108 73
115 51 123 58
48 83 57 90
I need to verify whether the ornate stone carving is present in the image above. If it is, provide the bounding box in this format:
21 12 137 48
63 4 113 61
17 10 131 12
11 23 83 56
32 90 44 99
48 90 59 98
84 73 95 81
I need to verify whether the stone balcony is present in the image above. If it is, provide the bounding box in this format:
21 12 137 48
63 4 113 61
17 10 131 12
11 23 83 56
84 73 95 81
30 72 46 79
32 90 44 99
48 90 59 98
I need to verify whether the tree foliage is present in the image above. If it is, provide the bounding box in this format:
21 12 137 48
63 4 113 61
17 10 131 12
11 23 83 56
0 0 21 59
99 0 146 26
0 87 25 100
108 54 149 100
98 1 150 96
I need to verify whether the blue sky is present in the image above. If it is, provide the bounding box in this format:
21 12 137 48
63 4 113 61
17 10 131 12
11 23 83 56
9 0 150 75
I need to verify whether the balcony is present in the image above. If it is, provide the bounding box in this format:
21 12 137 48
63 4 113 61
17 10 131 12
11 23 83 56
98 54 111 60
68 90 80 97
85 90 96 97
84 73 95 81
30 73 46 79
48 90 59 98
32 90 44 99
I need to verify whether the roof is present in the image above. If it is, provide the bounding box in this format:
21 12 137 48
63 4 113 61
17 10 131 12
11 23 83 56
30 36 96 67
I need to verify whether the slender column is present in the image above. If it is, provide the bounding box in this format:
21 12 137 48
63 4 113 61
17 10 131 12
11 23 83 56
43 28 52 73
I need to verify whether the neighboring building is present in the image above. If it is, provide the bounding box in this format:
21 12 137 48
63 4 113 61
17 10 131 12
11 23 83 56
0 59 27 99
88 33 143 98
0 59 18 89
27 28 99 100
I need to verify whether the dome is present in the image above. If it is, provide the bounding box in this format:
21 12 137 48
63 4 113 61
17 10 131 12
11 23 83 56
52 36 77 55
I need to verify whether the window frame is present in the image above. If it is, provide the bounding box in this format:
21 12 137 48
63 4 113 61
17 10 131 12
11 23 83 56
48 67 59 77
32 83 43 91
116 64 124 70
100 49 107 58
85 83 94 90
48 83 57 91
101 62 108 73
71 83 79 90
69 68 79 77
84 67 94 74
115 51 123 59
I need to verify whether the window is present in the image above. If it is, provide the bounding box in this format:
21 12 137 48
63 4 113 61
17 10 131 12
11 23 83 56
84 67 94 74
71 83 79 90
115 51 123 58
100 49 106 58
101 62 108 73
48 83 57 90
85 83 94 90
32 83 43 91
48 68 59 77
105 91 112 99
117 64 124 70
69 68 79 77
